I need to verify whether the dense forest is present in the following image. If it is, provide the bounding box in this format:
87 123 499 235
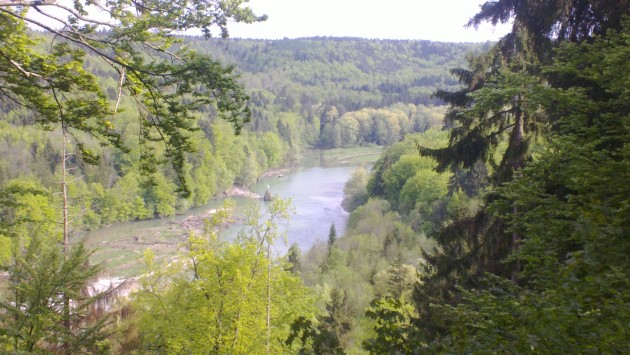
0 34 471 231
1 0 629 353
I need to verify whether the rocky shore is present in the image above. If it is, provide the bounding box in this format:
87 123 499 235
171 185 262 233
171 208 222 233
222 185 261 199
260 168 289 179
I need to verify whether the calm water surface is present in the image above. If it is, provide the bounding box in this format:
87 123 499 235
251 166 353 252
85 163 363 254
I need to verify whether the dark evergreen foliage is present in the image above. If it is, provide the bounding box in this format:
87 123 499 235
328 224 337 251
400 3 630 352
0 238 109 353
286 288 351 354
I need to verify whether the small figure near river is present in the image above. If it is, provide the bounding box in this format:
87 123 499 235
264 185 274 202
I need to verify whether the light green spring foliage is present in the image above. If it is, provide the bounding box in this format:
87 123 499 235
341 166 369 213
0 179 58 262
133 199 315 354
0 117 291 228
368 130 448 200
318 106 444 149
382 154 438 209
362 297 419 354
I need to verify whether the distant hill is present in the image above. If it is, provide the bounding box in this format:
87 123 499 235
187 37 490 113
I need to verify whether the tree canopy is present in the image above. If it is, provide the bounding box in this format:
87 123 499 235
0 0 264 195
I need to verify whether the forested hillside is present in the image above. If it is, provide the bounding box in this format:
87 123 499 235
0 34 473 234
195 37 486 110
1 0 628 353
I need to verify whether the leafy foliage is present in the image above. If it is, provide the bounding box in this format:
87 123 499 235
341 166 369 212
363 297 418 354
0 0 263 196
403 6 630 354
133 200 315 353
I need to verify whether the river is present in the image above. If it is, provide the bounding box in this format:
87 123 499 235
253 165 353 251
84 151 376 277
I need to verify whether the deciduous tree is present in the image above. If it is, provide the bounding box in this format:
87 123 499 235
0 0 265 195
134 199 314 353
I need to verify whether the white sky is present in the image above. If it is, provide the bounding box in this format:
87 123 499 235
228 0 512 42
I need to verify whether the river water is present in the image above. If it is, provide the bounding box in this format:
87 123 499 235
252 165 353 251
85 161 365 263
81 160 369 308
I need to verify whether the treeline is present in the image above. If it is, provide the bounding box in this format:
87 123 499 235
0 102 443 232
192 37 486 111
0 118 289 227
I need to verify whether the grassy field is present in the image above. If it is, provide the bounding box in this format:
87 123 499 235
83 220 189 278
317 146 383 166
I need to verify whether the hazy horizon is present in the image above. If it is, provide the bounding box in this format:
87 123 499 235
228 0 512 43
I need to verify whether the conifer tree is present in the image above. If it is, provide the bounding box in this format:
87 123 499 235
412 0 630 347
423 22 630 352
328 223 337 253
287 243 302 274
0 234 108 353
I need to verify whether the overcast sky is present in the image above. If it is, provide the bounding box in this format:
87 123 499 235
228 0 512 42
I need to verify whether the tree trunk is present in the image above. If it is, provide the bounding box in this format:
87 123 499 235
62 131 69 252
266 240 271 354
61 130 71 354
511 104 525 284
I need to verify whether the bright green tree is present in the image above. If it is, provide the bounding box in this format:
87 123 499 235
382 154 436 209
363 297 418 354
341 166 369 212
0 179 57 256
134 200 315 353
